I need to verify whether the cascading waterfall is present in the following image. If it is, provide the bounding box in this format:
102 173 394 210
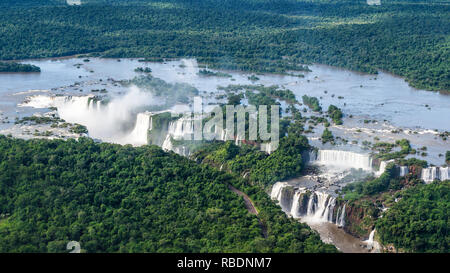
127 112 152 146
270 182 287 203
376 161 388 176
303 150 318 164
167 117 195 140
365 229 376 250
162 117 197 155
20 94 94 110
261 142 274 154
335 204 346 227
290 191 302 218
303 191 336 223
67 0 82 5
399 166 409 177
162 134 173 151
20 87 157 145
441 167 450 181
307 149 413 179
162 134 190 156
270 182 346 226
421 167 449 183
311 150 373 171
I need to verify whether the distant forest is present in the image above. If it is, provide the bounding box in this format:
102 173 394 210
0 0 448 91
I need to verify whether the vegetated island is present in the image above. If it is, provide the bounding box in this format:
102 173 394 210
0 62 40 73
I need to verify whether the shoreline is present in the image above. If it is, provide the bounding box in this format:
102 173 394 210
3 55 447 94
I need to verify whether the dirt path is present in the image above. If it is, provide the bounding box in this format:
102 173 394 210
227 184 268 238
228 184 258 214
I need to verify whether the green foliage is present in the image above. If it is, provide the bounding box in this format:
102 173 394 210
198 69 232 78
302 95 321 112
134 67 152 73
397 157 428 168
376 180 450 253
245 90 278 108
221 84 297 104
343 198 380 238
1 1 446 91
227 93 243 105
446 151 450 164
321 128 333 144
248 75 259 82
194 134 310 187
0 62 40 72
15 115 61 125
0 135 336 253
377 139 414 160
249 145 303 186
68 124 88 134
342 163 399 197
327 105 343 125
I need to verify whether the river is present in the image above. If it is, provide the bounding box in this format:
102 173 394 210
1 57 448 252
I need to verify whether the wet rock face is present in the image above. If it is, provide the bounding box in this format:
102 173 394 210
332 200 346 227
280 186 295 212
298 192 311 216
343 202 378 239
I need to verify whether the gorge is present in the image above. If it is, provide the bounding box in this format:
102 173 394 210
1 57 448 253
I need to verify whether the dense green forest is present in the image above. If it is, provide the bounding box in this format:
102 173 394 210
376 180 449 253
0 135 336 253
192 133 310 187
0 0 448 91
0 62 40 72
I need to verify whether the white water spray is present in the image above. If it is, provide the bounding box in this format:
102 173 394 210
20 86 158 145
270 182 346 226
311 150 373 171
421 167 449 183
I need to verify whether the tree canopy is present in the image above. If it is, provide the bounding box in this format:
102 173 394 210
0 135 336 253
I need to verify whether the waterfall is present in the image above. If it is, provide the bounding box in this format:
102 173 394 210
235 132 242 146
270 182 345 226
162 134 173 151
312 150 373 171
365 229 376 250
302 191 336 223
270 182 287 202
303 150 318 164
367 0 381 6
290 191 302 218
127 112 152 146
162 134 190 156
167 117 195 140
335 204 346 227
421 167 438 183
376 161 387 176
67 0 81 5
87 99 102 112
399 166 409 177
375 160 396 177
20 88 158 145
441 167 449 181
162 116 199 155
421 167 449 183
20 94 94 109
261 142 274 154
65 96 90 109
